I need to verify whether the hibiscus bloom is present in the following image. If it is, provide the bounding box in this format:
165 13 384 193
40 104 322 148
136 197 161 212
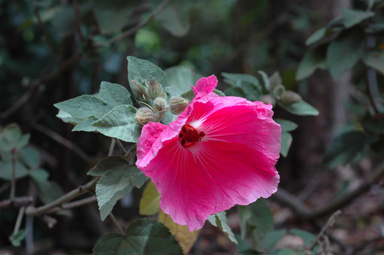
136 75 281 231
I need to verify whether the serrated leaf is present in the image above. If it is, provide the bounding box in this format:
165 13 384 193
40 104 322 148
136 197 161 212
275 119 298 132
296 44 328 80
92 105 141 143
306 27 327 46
324 130 367 167
54 95 111 120
362 51 384 74
139 181 161 215
342 9 374 28
208 211 237 244
127 56 168 97
72 118 99 132
0 160 28 181
99 81 132 107
19 147 40 169
158 210 199 254
282 100 319 116
154 1 191 37
327 29 365 79
93 218 183 255
262 229 287 252
290 229 316 247
56 110 80 124
93 156 147 220
0 124 30 152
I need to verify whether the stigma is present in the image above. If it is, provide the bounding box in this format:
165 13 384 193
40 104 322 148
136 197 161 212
178 124 205 148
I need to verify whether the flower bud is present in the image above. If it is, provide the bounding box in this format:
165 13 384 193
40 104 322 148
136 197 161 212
153 97 167 112
147 79 162 100
260 95 276 106
131 80 148 100
170 97 188 115
135 107 155 125
281 91 302 105
272 85 286 100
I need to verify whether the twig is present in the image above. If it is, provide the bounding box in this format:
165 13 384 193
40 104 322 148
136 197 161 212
25 216 34 255
109 213 125 235
73 0 84 41
32 122 93 163
0 196 33 209
10 154 16 201
13 206 26 235
309 210 341 250
26 177 98 216
47 196 97 214
108 139 116 156
107 0 170 44
272 160 384 219
115 139 127 155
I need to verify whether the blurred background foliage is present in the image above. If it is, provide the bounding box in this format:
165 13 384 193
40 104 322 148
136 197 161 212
0 0 384 254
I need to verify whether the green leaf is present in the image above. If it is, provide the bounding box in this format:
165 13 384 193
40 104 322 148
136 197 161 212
93 218 183 255
91 105 141 143
238 199 274 251
327 29 365 79
92 156 147 220
29 169 64 204
281 100 319 116
275 119 298 132
154 1 191 37
158 210 199 254
271 249 302 255
296 44 328 80
262 229 287 252
222 72 262 101
99 81 133 107
127 56 168 97
0 124 30 152
139 181 161 216
92 0 140 32
280 132 293 157
72 118 99 132
208 211 238 244
19 147 40 169
362 51 384 74
54 95 111 120
290 229 316 247
306 27 327 46
342 9 374 28
165 66 199 96
10 229 27 247
324 130 367 167
0 160 28 181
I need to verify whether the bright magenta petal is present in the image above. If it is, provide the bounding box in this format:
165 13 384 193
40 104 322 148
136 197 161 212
192 75 217 96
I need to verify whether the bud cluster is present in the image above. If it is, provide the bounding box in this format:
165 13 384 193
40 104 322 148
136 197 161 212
265 72 302 106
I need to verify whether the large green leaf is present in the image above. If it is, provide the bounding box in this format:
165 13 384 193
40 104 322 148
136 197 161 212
165 66 199 97
29 169 64 204
99 81 133 107
154 1 191 37
275 119 298 132
91 156 147 220
139 181 161 216
324 130 367 167
296 44 328 80
0 124 30 153
0 160 29 181
92 105 141 143
281 100 319 116
262 229 287 252
208 211 237 244
222 72 262 101
93 218 183 255
238 199 274 251
362 51 384 74
326 29 365 79
127 56 168 97
342 9 374 28
305 27 327 46
19 147 40 169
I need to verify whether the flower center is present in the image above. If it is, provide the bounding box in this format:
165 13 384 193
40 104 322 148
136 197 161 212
178 124 205 148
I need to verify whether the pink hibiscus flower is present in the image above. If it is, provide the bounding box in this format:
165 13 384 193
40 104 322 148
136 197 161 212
136 75 281 231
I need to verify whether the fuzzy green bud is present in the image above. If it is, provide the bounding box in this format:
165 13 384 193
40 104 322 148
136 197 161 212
170 97 188 115
131 80 148 100
272 85 286 100
281 91 302 105
260 95 276 105
147 79 162 100
153 97 167 112
135 107 155 125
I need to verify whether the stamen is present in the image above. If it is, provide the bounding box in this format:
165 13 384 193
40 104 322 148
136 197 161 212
178 124 205 148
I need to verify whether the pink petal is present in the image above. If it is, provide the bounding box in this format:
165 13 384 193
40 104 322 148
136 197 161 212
192 75 217 96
